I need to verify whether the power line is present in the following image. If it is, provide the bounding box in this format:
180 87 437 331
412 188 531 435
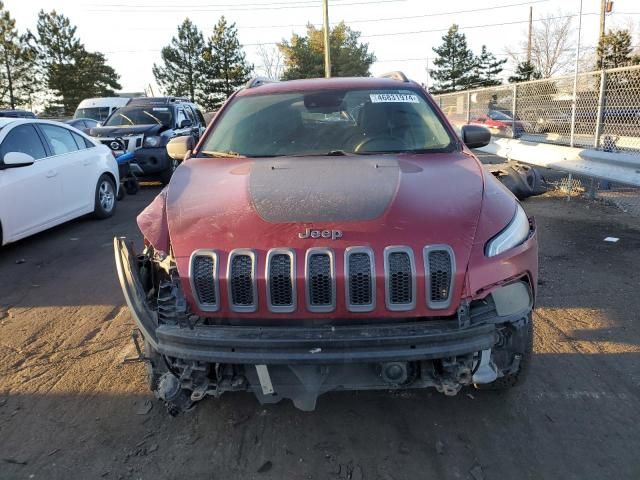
102 10 639 53
360 13 600 39
93 0 550 28
86 0 406 13
84 0 365 6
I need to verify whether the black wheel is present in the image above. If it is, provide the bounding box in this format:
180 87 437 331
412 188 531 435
93 174 117 219
476 314 533 390
160 159 179 186
124 178 139 195
116 184 126 201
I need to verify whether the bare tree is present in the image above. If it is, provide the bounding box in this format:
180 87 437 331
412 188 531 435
255 43 283 80
506 12 575 78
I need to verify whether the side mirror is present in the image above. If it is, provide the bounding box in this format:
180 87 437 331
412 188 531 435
179 119 192 129
461 125 491 149
167 135 194 161
2 152 35 169
96 122 103 127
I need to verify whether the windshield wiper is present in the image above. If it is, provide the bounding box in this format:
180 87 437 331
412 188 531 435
200 150 247 158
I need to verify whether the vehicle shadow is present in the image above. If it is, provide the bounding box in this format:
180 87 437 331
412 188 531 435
1 350 639 480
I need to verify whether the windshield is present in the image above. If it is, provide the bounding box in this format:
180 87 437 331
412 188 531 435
488 110 512 121
200 88 454 157
74 107 111 121
103 106 174 127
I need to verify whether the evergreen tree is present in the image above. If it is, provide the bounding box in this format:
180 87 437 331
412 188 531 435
200 17 252 110
31 9 83 112
597 29 635 69
278 22 375 80
508 60 542 83
0 1 36 109
475 45 506 87
152 18 206 102
31 10 121 114
73 51 121 100
431 25 479 94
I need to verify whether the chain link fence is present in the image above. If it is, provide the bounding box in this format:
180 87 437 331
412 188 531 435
433 65 640 154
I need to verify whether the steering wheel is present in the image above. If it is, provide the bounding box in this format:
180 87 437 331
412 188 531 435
354 135 408 153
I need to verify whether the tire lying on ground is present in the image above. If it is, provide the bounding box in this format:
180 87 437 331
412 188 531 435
486 162 548 200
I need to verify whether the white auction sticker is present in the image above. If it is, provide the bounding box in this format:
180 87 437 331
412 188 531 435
370 93 419 103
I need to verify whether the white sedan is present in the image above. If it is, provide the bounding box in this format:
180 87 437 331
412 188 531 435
0 118 119 246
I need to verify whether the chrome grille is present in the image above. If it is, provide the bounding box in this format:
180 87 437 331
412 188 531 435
385 247 415 311
345 248 374 312
424 245 455 309
306 250 335 312
189 251 218 312
267 251 295 312
190 245 455 314
228 251 256 311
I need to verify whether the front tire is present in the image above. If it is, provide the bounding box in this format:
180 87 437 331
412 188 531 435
160 159 178 186
93 174 117 219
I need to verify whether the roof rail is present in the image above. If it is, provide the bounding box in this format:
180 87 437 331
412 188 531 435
245 77 279 89
379 71 409 82
129 96 190 105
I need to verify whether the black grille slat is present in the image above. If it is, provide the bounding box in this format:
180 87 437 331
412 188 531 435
270 254 293 306
193 255 216 305
308 254 332 306
348 253 372 306
388 252 412 304
230 254 254 306
428 250 452 303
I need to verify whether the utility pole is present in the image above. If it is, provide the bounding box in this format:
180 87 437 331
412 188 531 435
322 0 331 78
527 6 533 64
598 0 613 69
569 0 583 148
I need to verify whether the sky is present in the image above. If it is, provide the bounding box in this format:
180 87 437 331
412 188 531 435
4 0 640 93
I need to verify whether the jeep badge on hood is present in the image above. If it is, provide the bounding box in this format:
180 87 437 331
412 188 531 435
298 228 344 240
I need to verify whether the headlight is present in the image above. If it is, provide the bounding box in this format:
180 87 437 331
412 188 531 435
485 204 530 257
143 136 161 147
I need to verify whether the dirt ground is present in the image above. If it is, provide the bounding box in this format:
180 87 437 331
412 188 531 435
1 185 639 480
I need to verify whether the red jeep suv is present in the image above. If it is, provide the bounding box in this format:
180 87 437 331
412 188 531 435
115 73 538 413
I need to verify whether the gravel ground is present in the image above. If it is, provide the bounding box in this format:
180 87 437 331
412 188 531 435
1 185 639 480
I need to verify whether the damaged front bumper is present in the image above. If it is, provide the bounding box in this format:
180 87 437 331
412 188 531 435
114 238 533 412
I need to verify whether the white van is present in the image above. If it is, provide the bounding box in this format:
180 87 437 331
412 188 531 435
73 97 131 122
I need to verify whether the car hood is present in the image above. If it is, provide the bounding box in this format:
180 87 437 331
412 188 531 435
89 124 163 137
163 153 485 269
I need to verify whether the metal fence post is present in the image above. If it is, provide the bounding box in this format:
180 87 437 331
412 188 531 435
594 69 607 149
512 83 518 138
466 91 471 124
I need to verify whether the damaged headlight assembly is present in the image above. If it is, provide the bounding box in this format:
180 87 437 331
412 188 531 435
485 204 530 257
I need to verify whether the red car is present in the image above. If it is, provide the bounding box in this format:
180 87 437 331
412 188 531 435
470 109 528 137
115 73 538 413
